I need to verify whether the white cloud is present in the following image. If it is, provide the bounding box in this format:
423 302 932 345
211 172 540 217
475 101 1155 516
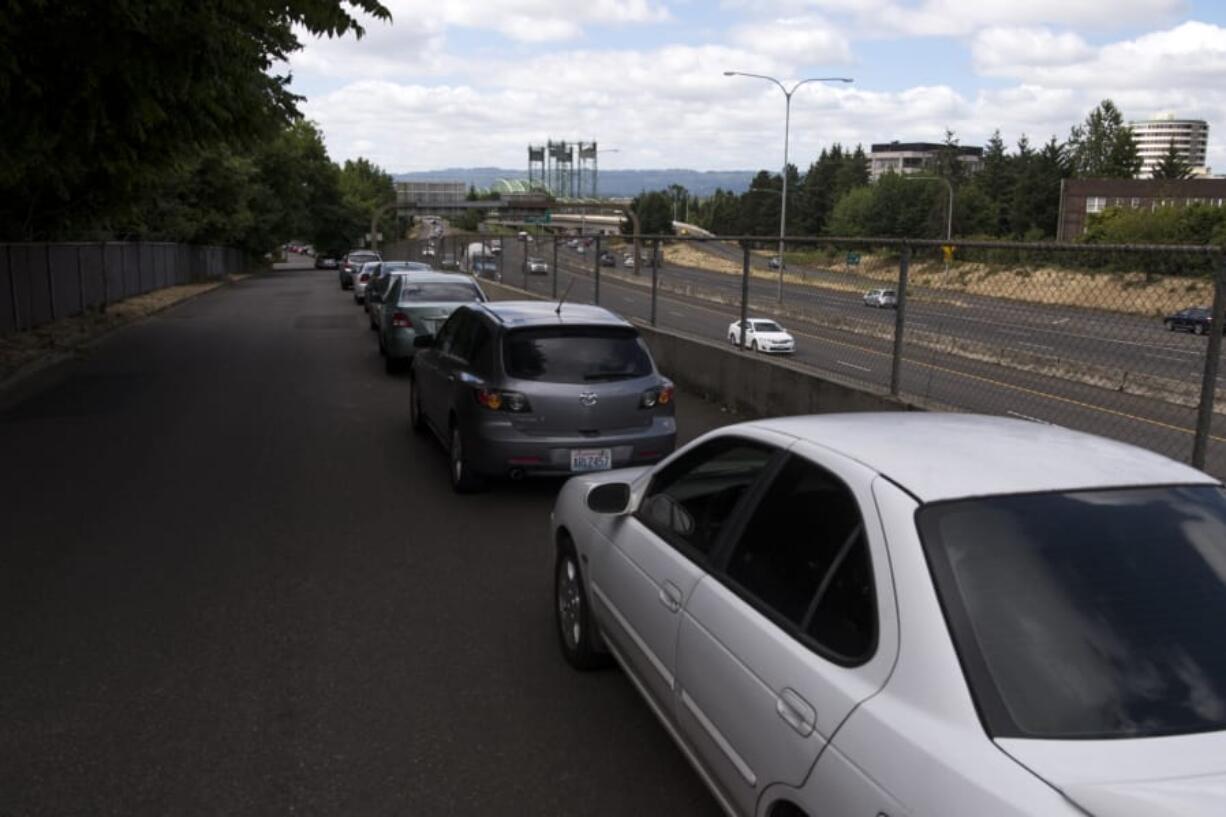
801 0 1184 37
730 16 852 64
293 6 1226 176
972 27 1093 73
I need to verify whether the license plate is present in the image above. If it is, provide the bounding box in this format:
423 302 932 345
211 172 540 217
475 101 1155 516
570 448 612 472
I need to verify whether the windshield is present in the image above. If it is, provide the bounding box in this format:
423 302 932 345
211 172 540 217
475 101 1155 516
385 261 430 271
503 326 653 383
398 282 484 304
917 485 1226 740
752 321 784 333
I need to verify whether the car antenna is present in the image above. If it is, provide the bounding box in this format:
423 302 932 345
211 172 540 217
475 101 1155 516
555 278 575 317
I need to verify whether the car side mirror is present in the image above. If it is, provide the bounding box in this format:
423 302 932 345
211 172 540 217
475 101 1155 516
413 334 435 349
587 482 631 514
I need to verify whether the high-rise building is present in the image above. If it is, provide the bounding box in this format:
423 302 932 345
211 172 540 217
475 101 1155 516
868 142 983 182
1128 114 1210 178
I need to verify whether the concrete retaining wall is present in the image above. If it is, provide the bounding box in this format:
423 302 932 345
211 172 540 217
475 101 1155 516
478 278 916 419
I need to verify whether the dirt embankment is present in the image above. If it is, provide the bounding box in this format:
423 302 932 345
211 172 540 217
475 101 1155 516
662 242 1210 318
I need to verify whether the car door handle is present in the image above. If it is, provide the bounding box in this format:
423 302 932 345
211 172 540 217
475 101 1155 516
657 581 682 613
775 688 816 737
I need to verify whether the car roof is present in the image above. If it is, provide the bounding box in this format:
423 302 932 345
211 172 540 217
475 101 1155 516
391 270 475 284
474 300 633 329
738 413 1215 502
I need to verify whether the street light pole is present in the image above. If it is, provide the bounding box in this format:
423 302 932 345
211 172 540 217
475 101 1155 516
904 175 954 242
724 71 852 302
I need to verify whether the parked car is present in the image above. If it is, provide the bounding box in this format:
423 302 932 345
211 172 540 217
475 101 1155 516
488 240 502 255
440 254 460 271
365 262 434 328
1165 306 1219 335
768 256 782 269
727 318 795 354
314 256 339 270
339 250 381 289
526 257 549 275
422 245 437 258
599 250 616 267
863 288 898 309
410 302 676 492
550 412 1226 817
622 253 635 268
379 272 487 374
352 261 381 304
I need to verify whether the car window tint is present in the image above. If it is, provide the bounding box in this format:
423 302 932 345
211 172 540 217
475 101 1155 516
918 485 1226 739
451 313 490 366
433 311 461 355
724 456 875 662
503 326 652 383
398 282 483 304
638 439 775 559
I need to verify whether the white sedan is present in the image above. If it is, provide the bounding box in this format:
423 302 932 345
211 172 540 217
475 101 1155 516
728 319 795 354
550 413 1226 817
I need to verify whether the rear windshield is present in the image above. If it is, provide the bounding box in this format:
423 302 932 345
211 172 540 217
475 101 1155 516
918 485 1226 740
385 261 430 271
398 282 484 304
503 326 653 383
349 253 379 262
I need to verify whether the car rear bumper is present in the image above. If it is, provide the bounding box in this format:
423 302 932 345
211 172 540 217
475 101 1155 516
466 417 677 478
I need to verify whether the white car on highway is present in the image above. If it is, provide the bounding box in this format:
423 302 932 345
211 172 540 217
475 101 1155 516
550 413 1226 817
728 319 795 354
863 288 898 308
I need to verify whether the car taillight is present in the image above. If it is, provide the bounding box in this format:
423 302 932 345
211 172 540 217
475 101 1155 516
392 312 412 329
359 273 370 282
640 381 675 408
475 388 532 412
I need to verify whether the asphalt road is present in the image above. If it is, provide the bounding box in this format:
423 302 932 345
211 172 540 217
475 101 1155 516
0 260 730 816
392 236 1225 475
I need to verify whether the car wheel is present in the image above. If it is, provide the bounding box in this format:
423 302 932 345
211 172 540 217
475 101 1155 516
1195 323 1206 336
409 377 426 433
555 540 609 670
1165 320 1174 331
729 333 736 345
751 340 759 352
385 355 401 374
449 425 483 493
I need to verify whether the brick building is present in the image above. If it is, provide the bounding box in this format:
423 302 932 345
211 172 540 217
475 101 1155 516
1057 178 1226 240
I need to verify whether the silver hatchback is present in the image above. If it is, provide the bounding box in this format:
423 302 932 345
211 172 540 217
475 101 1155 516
409 302 676 492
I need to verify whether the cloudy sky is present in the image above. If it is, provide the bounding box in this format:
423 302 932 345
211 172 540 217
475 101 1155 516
288 0 1226 174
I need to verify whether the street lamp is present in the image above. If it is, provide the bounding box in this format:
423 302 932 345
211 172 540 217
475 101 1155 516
725 71 852 301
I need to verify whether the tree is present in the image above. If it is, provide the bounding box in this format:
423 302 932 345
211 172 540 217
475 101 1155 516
1066 99 1142 179
0 0 391 240
625 191 675 236
933 129 970 185
1151 140 1194 180
1011 136 1068 238
969 130 1013 237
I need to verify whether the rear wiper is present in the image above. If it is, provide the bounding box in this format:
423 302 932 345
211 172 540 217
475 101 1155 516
583 371 639 381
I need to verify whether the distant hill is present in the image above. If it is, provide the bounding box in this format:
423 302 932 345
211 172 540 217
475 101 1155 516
392 167 757 197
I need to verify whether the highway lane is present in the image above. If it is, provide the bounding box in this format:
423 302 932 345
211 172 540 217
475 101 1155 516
473 241 1226 476
0 260 727 816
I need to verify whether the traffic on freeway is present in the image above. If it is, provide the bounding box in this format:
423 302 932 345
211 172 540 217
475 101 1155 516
396 233 1226 477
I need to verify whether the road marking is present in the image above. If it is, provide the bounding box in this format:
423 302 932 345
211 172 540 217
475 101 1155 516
668 310 686 318
578 274 1226 442
1008 410 1052 425
837 361 872 373
1018 342 1054 350
999 328 1030 337
1053 318 1070 325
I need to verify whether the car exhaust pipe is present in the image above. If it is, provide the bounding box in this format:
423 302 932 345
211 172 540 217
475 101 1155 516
508 468 525 481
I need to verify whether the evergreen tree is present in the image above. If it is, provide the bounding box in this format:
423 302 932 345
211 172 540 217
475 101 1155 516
1066 99 1142 178
969 130 1013 236
1151 140 1194 180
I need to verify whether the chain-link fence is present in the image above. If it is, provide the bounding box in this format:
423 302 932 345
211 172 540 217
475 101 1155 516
380 230 1226 477
1 241 245 335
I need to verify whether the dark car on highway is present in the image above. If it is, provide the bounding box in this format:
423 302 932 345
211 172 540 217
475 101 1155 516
598 250 616 267
409 302 676 492
1165 307 1219 335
